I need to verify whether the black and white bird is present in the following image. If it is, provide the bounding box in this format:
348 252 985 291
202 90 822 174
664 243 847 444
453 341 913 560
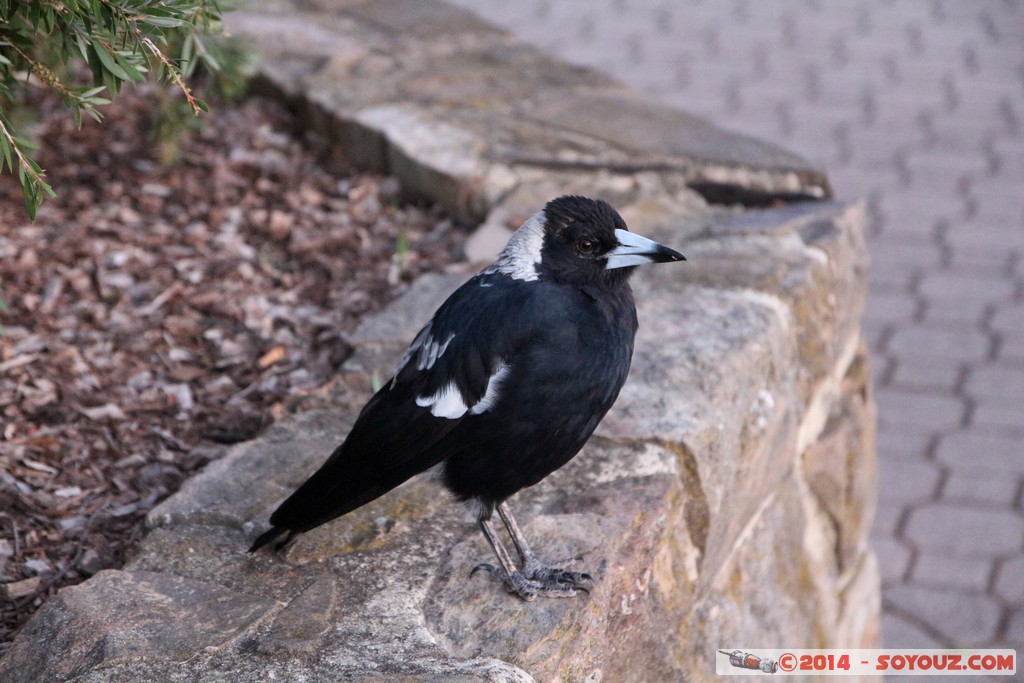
250 195 684 600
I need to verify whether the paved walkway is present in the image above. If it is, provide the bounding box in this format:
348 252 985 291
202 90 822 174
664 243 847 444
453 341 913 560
450 0 1024 651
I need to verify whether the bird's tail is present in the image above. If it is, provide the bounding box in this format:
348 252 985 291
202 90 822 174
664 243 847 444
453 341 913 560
248 525 291 553
247 477 392 554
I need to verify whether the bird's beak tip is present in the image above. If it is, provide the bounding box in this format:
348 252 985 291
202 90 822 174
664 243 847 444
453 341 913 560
662 247 686 263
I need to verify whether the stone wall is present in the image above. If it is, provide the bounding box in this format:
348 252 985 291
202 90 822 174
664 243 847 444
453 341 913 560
0 1 878 681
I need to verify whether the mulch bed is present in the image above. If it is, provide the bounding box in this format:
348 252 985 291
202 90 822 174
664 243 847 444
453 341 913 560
0 86 464 653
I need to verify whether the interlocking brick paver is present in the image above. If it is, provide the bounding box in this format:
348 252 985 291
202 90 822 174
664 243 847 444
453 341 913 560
869 239 943 272
829 167 903 202
911 552 993 593
991 303 1024 334
942 471 1021 508
970 401 1024 435
947 244 1014 277
905 504 1024 557
996 342 1024 365
450 0 1024 651
875 429 932 461
863 290 919 326
877 459 943 504
872 536 912 584
935 431 1023 474
888 326 991 362
886 585 1002 647
877 389 965 434
1008 608 1024 644
868 262 917 295
917 271 1017 308
891 356 962 393
994 556 1024 605
946 219 1024 251
872 496 907 539
965 363 1024 401
906 147 992 178
919 303 991 330
879 612 944 649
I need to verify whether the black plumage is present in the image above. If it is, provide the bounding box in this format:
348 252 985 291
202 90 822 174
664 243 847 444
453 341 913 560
250 195 684 600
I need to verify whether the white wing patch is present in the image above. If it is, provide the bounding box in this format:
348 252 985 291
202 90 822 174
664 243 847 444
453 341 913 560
416 382 468 419
471 361 510 414
415 361 511 419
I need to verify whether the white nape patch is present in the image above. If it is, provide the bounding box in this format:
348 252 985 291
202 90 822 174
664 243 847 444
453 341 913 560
417 332 455 371
483 211 545 282
416 382 469 419
470 361 510 414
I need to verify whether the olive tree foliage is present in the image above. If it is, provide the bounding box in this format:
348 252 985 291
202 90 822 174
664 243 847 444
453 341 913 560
0 0 245 219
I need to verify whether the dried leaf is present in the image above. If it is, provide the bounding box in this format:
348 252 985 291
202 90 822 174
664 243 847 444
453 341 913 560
0 354 38 373
79 403 127 421
258 345 286 368
20 458 58 475
0 87 459 649
2 577 41 600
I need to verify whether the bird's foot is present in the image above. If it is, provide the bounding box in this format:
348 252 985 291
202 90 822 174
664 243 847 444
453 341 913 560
523 555 593 587
471 562 593 601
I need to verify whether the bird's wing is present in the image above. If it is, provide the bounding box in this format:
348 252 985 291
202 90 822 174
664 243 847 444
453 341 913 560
264 273 539 534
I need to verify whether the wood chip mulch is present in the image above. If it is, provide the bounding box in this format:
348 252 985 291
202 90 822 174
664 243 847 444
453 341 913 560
0 87 465 653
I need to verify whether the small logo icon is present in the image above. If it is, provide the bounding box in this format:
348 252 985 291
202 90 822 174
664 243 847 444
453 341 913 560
719 650 779 674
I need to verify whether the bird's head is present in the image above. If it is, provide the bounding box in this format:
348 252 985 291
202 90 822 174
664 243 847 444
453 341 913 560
490 195 685 287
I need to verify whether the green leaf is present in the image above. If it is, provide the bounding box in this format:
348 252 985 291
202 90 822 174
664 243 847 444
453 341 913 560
79 85 108 98
192 34 221 72
1 0 251 219
0 136 12 173
114 52 146 81
12 134 37 151
21 178 39 220
141 16 187 29
75 33 91 62
83 106 104 123
93 43 132 81
180 33 194 64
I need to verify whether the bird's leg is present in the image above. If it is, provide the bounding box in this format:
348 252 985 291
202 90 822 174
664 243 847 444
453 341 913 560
495 501 535 566
471 509 587 600
474 517 542 601
496 502 594 591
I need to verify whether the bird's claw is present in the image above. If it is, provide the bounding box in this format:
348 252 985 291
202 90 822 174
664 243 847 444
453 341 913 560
470 561 594 600
527 563 594 588
470 562 497 578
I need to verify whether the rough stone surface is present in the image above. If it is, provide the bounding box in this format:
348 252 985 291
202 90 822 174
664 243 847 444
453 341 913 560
234 0 830 224
0 1 879 680
444 0 1024 653
1 203 875 681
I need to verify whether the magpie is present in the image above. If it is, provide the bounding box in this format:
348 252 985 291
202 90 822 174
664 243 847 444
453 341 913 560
249 195 685 600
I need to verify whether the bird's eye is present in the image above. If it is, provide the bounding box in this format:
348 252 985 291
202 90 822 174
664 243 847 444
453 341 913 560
576 237 597 254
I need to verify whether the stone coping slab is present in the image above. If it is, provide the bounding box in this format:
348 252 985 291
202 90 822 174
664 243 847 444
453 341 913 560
230 0 830 224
